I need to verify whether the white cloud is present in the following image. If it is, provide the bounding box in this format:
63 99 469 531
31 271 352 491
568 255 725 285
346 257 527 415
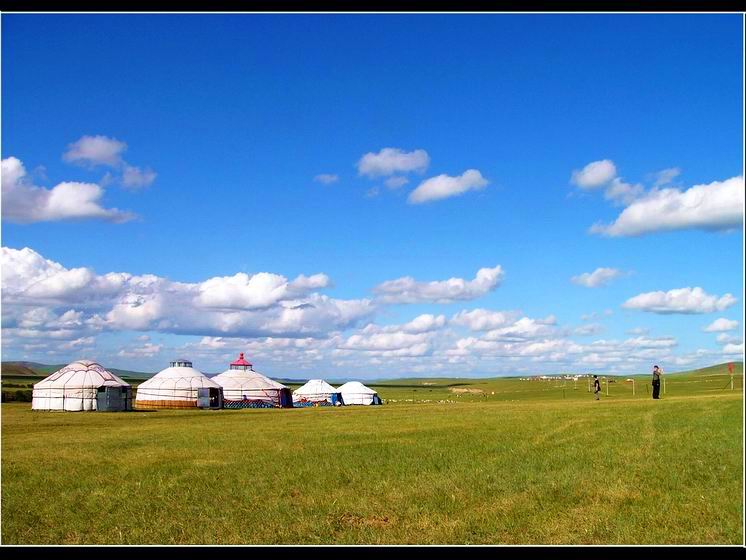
374 265 504 304
384 176 409 189
1 246 374 339
623 287 737 314
365 187 380 198
195 272 330 310
118 342 163 358
408 169 488 204
399 314 447 333
571 267 624 288
63 135 127 167
626 327 650 335
723 343 744 355
482 316 561 342
622 336 677 349
574 323 604 336
1 157 135 224
704 318 739 332
591 176 744 237
314 174 339 184
357 148 430 177
450 309 518 331
653 167 681 187
122 165 157 189
717 333 742 345
604 178 644 206
570 159 617 189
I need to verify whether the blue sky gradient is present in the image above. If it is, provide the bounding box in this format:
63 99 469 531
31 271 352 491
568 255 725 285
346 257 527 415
2 14 743 378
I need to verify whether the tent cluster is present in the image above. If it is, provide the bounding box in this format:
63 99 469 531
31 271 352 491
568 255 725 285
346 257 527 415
31 354 382 412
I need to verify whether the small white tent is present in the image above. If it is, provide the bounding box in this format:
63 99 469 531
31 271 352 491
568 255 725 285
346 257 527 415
135 359 222 409
211 353 293 408
32 360 131 412
336 381 382 405
292 379 342 405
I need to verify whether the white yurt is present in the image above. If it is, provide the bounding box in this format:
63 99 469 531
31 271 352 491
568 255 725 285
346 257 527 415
211 353 293 408
292 379 343 405
134 359 222 409
32 360 132 412
336 381 382 405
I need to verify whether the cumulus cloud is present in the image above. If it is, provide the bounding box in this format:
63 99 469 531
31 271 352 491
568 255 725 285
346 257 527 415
704 318 739 332
591 176 744 237
63 135 127 167
408 169 488 204
571 267 624 288
450 309 518 331
1 157 136 224
603 178 645 206
622 287 737 314
385 176 409 189
357 148 430 177
1 246 374 340
374 265 504 304
723 343 744 355
122 165 157 189
314 174 339 185
118 342 163 358
481 316 561 342
570 159 617 189
653 167 681 188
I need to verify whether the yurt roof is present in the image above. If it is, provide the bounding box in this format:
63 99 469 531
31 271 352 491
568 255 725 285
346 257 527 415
34 360 129 388
137 362 220 389
337 381 377 394
294 379 338 395
212 368 288 390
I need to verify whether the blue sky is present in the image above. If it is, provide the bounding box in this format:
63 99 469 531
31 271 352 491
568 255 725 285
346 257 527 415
2 13 743 378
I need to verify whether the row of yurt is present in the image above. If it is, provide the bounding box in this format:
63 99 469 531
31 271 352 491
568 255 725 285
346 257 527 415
32 360 132 411
31 355 381 411
291 379 382 406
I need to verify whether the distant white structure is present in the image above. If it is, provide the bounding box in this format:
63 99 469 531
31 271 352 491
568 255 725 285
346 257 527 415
135 359 221 409
32 360 131 412
293 379 342 405
336 381 382 405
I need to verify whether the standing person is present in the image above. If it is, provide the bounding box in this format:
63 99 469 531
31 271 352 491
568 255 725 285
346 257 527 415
652 365 662 399
593 375 601 400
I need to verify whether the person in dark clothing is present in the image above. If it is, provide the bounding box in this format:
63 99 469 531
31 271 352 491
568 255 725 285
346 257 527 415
652 365 662 399
593 375 601 400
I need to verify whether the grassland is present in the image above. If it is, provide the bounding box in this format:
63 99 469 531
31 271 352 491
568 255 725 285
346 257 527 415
1 363 743 544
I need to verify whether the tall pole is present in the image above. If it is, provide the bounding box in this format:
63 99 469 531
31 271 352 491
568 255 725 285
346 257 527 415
663 378 666 395
605 377 609 396
632 379 635 396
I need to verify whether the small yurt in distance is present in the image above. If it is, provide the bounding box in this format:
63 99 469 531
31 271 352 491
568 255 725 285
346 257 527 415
336 381 382 405
293 379 343 406
211 353 293 408
134 359 222 409
32 360 132 412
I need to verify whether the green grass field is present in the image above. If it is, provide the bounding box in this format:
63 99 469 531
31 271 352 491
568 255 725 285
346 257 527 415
1 363 743 544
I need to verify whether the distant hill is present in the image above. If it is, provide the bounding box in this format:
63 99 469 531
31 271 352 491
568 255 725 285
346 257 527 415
1 361 153 380
0 363 40 377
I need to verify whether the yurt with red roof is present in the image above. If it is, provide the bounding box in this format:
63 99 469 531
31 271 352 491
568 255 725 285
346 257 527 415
211 353 293 408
